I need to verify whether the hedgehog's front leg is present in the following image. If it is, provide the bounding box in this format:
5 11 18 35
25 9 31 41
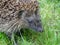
11 33 18 45
6 32 18 45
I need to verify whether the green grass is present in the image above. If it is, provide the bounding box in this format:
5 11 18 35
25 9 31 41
0 0 60 45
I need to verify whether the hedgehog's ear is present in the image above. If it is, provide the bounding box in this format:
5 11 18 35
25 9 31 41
35 8 39 15
18 10 25 18
18 10 24 16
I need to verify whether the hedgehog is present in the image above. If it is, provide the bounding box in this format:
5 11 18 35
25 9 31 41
0 0 43 45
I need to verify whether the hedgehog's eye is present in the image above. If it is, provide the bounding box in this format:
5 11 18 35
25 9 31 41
26 14 31 17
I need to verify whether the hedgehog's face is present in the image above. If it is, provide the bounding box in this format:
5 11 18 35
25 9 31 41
19 10 43 32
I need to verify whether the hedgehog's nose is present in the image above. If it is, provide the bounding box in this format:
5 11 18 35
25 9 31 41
36 26 43 32
29 23 43 32
32 25 43 32
35 20 43 32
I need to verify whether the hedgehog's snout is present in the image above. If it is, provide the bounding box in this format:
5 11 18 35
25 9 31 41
28 19 43 32
20 10 43 32
25 13 43 32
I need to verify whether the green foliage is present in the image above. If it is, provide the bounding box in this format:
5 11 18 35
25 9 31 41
0 0 60 45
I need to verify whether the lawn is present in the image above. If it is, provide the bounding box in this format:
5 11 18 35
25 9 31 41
0 0 60 45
